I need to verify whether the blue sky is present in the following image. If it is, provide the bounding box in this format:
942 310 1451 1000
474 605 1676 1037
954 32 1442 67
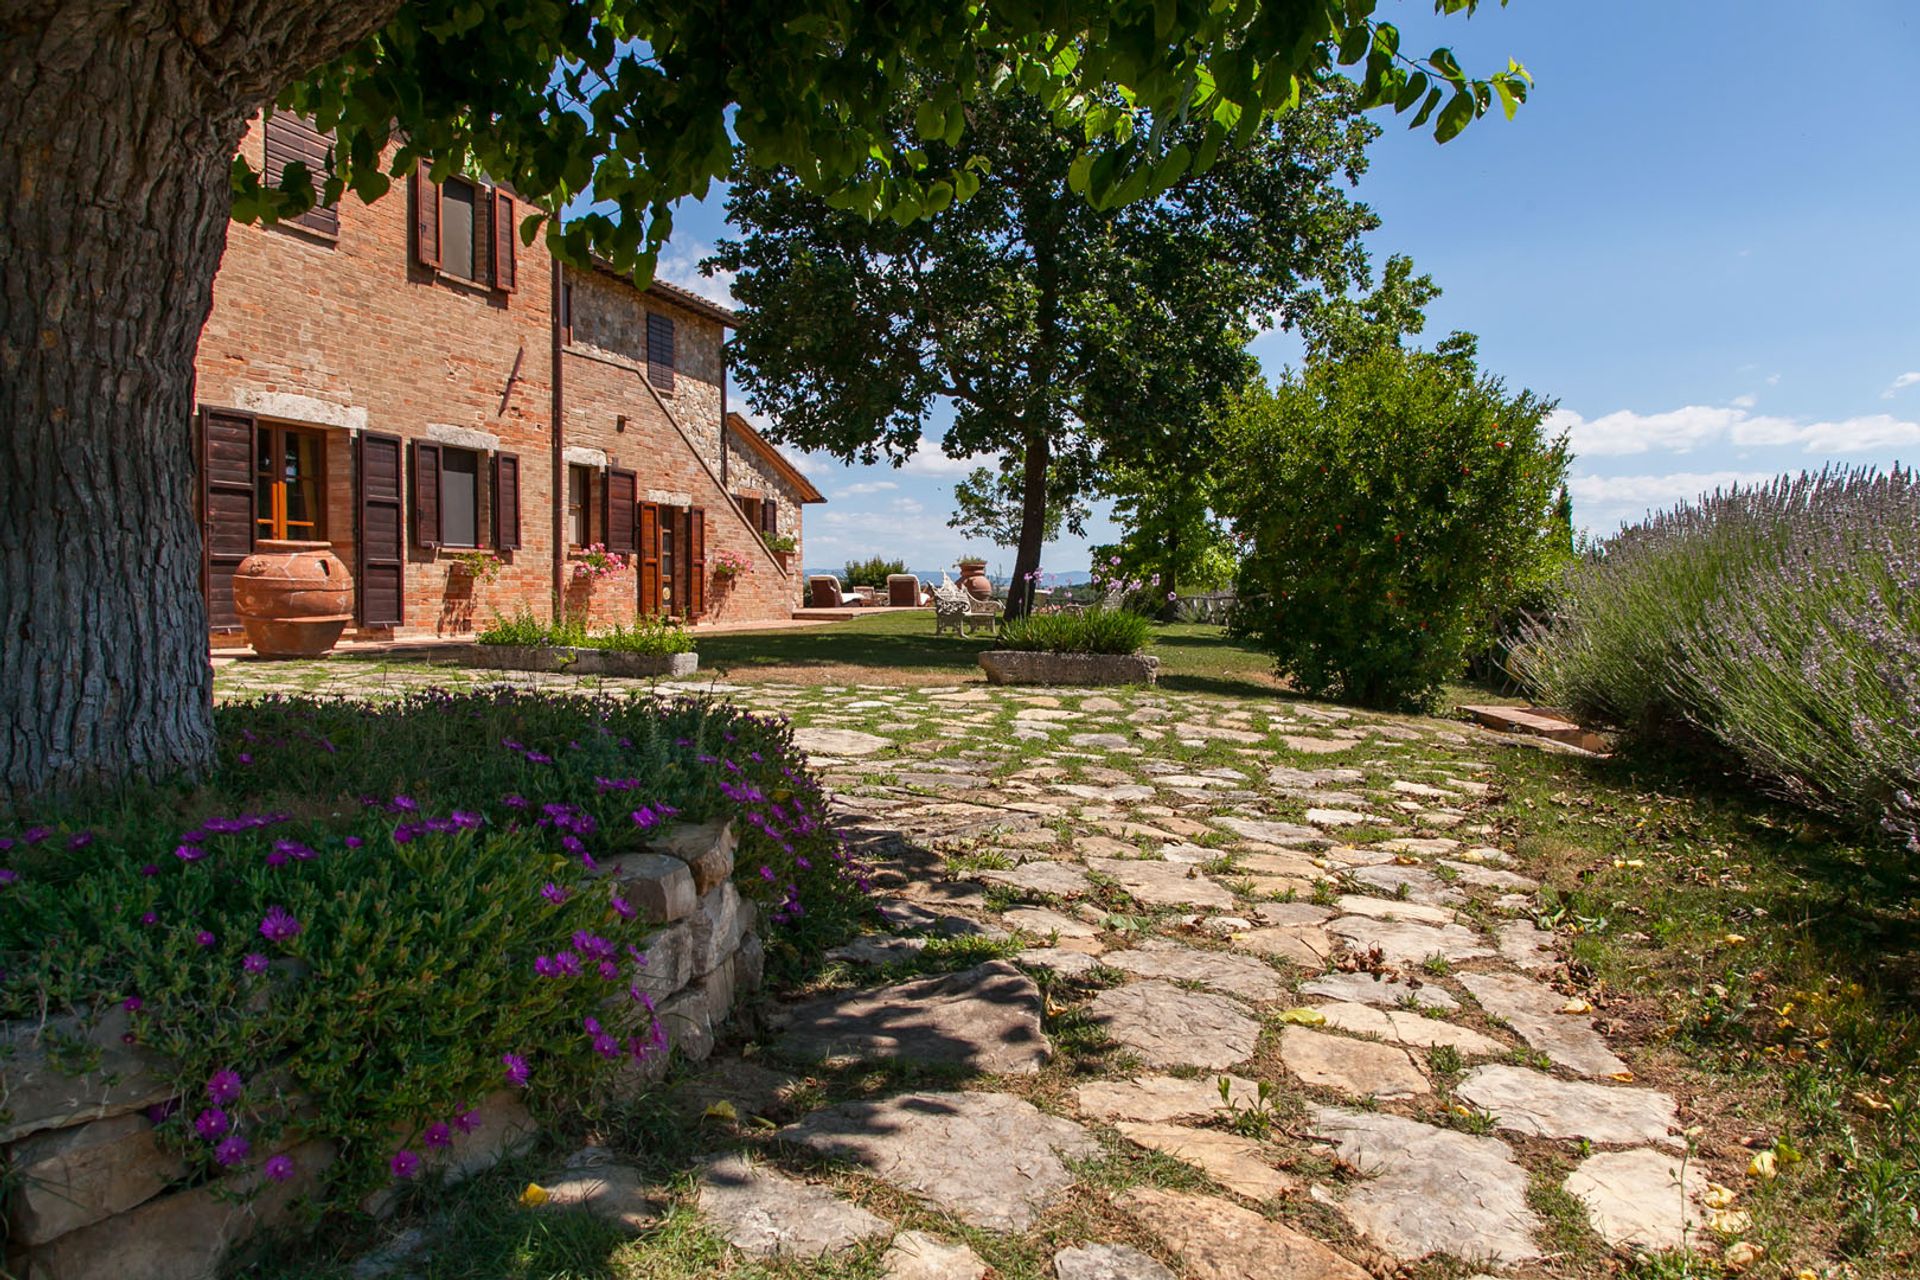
650 0 1920 574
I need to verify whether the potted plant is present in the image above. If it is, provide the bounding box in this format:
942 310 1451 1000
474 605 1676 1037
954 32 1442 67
446 549 504 584
570 542 628 582
978 606 1159 687
763 532 797 573
711 548 753 585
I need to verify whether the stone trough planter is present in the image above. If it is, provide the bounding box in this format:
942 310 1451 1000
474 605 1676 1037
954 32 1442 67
462 644 699 678
978 650 1160 687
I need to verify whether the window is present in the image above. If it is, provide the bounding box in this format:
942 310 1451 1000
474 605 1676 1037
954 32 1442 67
736 495 762 531
441 178 480 282
659 514 674 606
567 465 592 548
262 113 339 236
440 448 481 547
646 313 675 391
254 424 327 541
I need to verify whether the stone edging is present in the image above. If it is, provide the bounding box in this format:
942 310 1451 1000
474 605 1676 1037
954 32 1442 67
977 650 1160 687
460 644 699 678
1 819 757 1280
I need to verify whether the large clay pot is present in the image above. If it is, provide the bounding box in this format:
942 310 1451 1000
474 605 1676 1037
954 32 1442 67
958 559 993 601
233 540 352 657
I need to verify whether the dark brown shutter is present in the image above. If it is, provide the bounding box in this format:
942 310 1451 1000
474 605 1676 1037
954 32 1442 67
410 440 443 548
262 113 339 236
606 468 637 556
761 497 778 535
638 502 661 614
491 189 516 293
688 506 707 617
199 407 257 632
411 159 441 269
646 314 675 391
357 432 406 627
492 452 521 550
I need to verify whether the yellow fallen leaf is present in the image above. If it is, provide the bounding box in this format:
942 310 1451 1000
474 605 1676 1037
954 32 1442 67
1624 858 1645 868
519 1182 551 1207
1722 933 1748 945
1448 1104 1474 1118
1276 1008 1327 1026
1795 1269 1819 1280
1611 1070 1637 1083
1854 1090 1892 1112
1560 998 1593 1015
1748 1150 1778 1179
704 1100 739 1122
1702 1182 1739 1210
1706 1207 1751 1235
1723 1239 1765 1270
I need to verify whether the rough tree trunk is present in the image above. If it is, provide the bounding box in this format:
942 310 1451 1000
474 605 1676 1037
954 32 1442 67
0 1 397 805
1007 422 1051 619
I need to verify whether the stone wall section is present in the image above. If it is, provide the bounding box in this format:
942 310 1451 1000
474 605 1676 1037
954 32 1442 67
723 425 812 609
2 821 760 1280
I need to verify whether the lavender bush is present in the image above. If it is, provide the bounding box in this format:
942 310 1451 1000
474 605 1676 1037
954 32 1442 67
1514 467 1920 849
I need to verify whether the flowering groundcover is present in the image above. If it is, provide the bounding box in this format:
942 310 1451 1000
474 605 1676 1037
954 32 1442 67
0 689 867 1215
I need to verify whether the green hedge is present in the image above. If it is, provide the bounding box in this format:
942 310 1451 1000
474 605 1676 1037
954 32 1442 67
997 606 1153 655
477 611 695 654
0 691 863 1212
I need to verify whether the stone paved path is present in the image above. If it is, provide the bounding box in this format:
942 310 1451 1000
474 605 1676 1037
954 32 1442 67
220 663 1733 1276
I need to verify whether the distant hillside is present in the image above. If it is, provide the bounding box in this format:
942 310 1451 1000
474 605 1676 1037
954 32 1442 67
802 568 1094 587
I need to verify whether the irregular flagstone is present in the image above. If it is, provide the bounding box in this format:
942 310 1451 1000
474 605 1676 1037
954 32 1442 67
1058 783 1157 803
1496 920 1558 971
1332 894 1455 925
980 861 1094 898
1328 915 1493 965
1004 906 1100 938
780 1091 1097 1232
1267 765 1367 790
1087 981 1260 1069
537 1152 663 1232
1254 902 1336 926
1077 834 1145 859
696 1152 888 1258
1105 940 1286 1002
1113 1122 1296 1201
882 1230 988 1280
1070 733 1133 751
1346 864 1462 905
1119 1186 1371 1280
1229 925 1333 968
826 936 928 966
1234 851 1321 877
1052 1242 1176 1280
1389 780 1459 800
1073 1074 1261 1123
1455 1065 1680 1146
1018 948 1104 976
1457 971 1631 1078
1375 837 1461 856
1174 722 1267 744
1298 971 1459 1011
1563 1147 1711 1251
1158 841 1214 864
772 961 1050 1073
1086 857 1236 910
1309 1105 1542 1265
1281 736 1359 755
1213 816 1323 846
1279 1028 1429 1098
792 727 894 757
1313 1002 1506 1055
1441 860 1542 891
1305 808 1371 828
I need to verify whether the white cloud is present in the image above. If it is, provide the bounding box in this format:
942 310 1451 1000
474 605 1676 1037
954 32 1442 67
1883 371 1920 399
1549 404 1920 458
1566 470 1775 533
831 480 899 498
899 435 992 477
1730 393 1757 409
654 240 736 308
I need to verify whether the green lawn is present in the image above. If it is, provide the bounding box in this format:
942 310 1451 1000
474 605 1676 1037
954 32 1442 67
699 612 1284 697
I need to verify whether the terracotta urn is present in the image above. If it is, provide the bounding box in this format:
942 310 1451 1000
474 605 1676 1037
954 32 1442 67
233 539 352 657
957 559 993 601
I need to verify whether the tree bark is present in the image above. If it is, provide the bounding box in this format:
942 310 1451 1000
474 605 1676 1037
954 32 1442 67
1007 422 1051 619
0 0 398 804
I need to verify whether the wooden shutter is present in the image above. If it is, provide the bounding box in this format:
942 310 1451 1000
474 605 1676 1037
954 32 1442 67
688 506 707 617
605 468 637 557
357 432 406 627
262 113 339 236
199 407 257 632
646 314 675 391
490 189 516 293
638 502 661 614
492 452 521 550
410 440 443 548
761 497 778 535
411 159 441 269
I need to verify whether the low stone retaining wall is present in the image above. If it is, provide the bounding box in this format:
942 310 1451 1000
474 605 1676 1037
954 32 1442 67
2 820 758 1280
459 644 700 678
978 650 1160 687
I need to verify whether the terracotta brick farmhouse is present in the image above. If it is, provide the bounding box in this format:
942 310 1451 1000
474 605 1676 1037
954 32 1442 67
193 114 822 646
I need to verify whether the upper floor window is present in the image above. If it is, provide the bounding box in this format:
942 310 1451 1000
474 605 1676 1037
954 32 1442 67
646 313 675 391
411 161 517 294
262 113 339 237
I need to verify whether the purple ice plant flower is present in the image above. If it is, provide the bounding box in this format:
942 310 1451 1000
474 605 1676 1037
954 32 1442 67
344 836 364 850
194 1108 230 1140
122 995 143 1013
242 952 270 975
67 831 94 851
423 1122 452 1150
0 869 16 887
263 1153 296 1183
215 1136 251 1167
611 891 635 921
501 1052 530 1087
453 1106 482 1135
274 839 317 862
540 882 569 905
140 863 160 877
259 905 302 943
174 844 206 863
206 1069 244 1106
389 1149 420 1179
195 930 217 948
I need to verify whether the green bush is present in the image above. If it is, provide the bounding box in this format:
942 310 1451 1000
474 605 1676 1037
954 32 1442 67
0 691 864 1214
478 611 694 654
997 606 1153 655
1219 339 1568 711
842 557 907 587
